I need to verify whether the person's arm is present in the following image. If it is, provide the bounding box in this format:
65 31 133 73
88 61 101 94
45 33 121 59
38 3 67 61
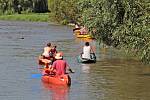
68 68 74 73
66 61 74 73
90 46 96 58
50 61 56 72
90 46 94 53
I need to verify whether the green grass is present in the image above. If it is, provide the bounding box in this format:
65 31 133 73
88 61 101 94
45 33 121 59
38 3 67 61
0 13 49 22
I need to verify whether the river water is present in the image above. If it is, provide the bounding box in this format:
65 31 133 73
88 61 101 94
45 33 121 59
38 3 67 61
0 20 150 100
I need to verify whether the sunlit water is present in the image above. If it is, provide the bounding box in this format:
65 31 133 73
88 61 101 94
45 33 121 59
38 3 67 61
0 20 150 100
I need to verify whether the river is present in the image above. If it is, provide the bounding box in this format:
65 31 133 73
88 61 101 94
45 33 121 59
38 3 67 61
0 20 150 100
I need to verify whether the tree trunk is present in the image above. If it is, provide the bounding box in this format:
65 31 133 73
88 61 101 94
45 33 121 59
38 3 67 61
33 0 48 13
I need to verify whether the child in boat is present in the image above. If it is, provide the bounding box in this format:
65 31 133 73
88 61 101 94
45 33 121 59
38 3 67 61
51 45 57 56
49 45 57 64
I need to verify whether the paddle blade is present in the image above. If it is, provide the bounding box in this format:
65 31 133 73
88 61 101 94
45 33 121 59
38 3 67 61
31 74 42 78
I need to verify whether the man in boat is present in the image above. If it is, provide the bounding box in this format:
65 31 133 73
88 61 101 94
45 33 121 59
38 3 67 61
45 52 74 75
82 42 95 59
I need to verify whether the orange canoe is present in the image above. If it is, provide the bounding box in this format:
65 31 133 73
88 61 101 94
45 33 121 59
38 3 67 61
41 74 71 86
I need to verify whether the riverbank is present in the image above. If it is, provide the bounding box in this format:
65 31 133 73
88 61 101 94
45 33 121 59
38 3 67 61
0 13 49 22
0 13 75 26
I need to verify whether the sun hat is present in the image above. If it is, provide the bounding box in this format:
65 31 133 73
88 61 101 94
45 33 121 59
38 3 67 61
55 52 63 59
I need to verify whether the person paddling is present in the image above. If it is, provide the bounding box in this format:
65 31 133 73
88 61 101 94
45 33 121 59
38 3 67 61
42 42 52 59
82 42 95 59
45 52 74 76
38 42 53 68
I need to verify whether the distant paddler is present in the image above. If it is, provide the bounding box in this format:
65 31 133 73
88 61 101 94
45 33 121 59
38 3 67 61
79 26 88 35
73 22 81 32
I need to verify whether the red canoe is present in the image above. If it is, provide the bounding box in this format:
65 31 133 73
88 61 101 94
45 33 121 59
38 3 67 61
41 74 71 86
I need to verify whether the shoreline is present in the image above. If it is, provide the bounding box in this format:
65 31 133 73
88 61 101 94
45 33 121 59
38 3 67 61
0 13 75 27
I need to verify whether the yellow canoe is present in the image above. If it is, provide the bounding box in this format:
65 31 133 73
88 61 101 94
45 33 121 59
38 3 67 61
76 34 94 39
73 30 80 35
73 29 94 39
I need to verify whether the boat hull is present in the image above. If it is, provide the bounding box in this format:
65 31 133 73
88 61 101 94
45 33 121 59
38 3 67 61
76 34 93 39
77 53 96 63
41 74 71 86
38 55 53 66
73 29 94 39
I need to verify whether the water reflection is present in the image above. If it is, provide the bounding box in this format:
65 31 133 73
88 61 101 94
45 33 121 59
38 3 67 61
81 64 90 73
42 82 70 100
75 38 94 43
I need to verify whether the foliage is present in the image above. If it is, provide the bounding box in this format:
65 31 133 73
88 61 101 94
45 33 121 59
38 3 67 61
34 0 48 13
0 0 48 14
48 0 79 24
113 0 150 64
77 0 150 64
0 0 14 14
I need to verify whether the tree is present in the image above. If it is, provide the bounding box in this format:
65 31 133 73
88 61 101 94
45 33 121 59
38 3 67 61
77 0 150 64
33 0 48 13
0 0 49 14
48 0 79 24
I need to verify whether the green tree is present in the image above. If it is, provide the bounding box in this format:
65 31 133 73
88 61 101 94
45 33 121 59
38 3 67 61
0 0 49 14
77 0 150 64
33 0 48 13
0 0 13 14
48 0 79 24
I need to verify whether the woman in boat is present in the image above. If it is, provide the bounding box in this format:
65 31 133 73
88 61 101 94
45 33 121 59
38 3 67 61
49 52 73 76
42 42 52 59
82 42 94 59
38 42 53 68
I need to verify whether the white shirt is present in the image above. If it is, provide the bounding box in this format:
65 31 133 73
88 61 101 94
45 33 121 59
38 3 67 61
75 24 79 28
42 47 51 57
82 46 91 59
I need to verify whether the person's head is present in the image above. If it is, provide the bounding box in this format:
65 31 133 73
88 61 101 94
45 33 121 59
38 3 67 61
53 45 57 48
55 52 63 60
85 42 89 46
80 26 83 28
47 42 51 47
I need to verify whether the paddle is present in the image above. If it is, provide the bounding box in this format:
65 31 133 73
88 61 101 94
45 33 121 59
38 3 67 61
68 68 75 73
31 74 42 78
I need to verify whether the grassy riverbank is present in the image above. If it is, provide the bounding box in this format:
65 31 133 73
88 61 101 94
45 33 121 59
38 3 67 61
0 13 49 22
